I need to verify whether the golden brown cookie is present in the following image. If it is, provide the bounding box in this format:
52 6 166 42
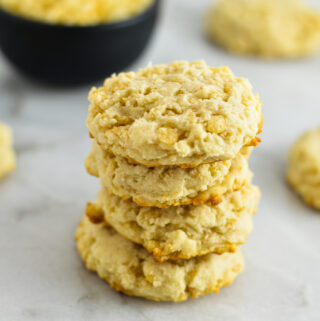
75 216 245 302
287 128 320 210
86 141 252 208
86 182 260 262
87 61 262 167
206 0 320 59
0 123 16 179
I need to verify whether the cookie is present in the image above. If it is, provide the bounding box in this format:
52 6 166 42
0 0 154 25
87 60 262 167
75 216 245 302
86 182 260 262
287 128 320 210
85 141 251 208
0 123 16 179
206 0 320 59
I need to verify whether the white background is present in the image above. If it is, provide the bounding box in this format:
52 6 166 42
0 0 320 320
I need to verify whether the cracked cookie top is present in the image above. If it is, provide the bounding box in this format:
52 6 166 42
87 60 262 167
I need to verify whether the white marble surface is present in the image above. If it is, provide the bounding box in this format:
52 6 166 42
1 0 320 320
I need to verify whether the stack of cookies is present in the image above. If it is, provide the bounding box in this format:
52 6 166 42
76 61 262 302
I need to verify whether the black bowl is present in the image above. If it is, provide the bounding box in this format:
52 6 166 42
0 1 160 85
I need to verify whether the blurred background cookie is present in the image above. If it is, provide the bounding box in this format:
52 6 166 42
206 0 320 59
287 127 320 210
0 122 16 179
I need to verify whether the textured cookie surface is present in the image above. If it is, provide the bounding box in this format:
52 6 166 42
86 183 260 261
287 128 320 210
87 60 262 167
75 216 244 302
0 123 16 179
0 0 154 25
86 141 251 207
206 0 320 59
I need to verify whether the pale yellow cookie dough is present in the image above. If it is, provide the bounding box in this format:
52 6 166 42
86 141 251 208
86 182 260 262
75 216 245 302
287 128 320 210
87 60 262 167
0 0 154 25
0 123 16 179
206 0 320 59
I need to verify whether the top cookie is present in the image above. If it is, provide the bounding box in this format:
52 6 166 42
87 61 262 167
287 127 320 210
206 0 320 59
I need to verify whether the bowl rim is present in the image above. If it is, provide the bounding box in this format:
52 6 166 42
0 0 160 30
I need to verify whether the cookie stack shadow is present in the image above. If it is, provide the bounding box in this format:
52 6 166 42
75 61 263 302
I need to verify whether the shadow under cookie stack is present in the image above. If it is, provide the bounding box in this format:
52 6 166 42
75 61 262 302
